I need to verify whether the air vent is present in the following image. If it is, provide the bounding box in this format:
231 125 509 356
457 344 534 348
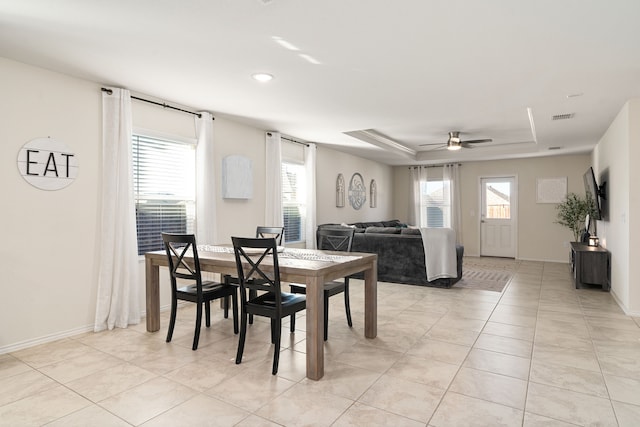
548 146 562 150
552 113 574 121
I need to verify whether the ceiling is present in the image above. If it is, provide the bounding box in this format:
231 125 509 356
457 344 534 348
2 0 639 165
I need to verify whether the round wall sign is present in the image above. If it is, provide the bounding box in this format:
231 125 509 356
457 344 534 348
17 137 78 190
348 172 367 210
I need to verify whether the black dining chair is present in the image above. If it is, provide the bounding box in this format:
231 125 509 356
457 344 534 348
242 226 285 325
256 226 285 245
231 236 306 375
289 228 355 340
162 233 238 350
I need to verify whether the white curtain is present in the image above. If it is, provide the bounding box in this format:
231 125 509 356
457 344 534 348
195 112 216 244
95 87 140 332
304 143 317 249
408 166 425 226
443 164 462 244
265 132 283 227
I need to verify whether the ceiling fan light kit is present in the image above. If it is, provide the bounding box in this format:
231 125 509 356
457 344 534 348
447 131 462 150
421 131 493 151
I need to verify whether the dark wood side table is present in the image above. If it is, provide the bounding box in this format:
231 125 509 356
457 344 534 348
570 242 610 291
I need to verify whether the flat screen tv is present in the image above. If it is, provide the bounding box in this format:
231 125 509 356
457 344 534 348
583 166 602 220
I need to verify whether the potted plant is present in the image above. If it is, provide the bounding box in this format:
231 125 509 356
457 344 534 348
555 193 596 241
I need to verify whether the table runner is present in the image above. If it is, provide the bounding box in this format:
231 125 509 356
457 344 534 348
199 245 361 263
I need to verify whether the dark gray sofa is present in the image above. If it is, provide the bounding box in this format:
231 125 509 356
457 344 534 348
318 221 463 288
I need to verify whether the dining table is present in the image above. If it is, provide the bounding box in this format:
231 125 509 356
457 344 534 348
144 245 378 380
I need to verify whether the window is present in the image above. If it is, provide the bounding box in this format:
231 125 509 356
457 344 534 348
281 162 306 243
420 179 451 228
132 133 196 255
485 182 511 219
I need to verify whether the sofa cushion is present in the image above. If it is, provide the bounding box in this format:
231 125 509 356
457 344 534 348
400 228 421 235
365 226 401 234
363 221 385 228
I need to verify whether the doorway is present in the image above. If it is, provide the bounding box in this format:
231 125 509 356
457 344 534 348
480 176 517 258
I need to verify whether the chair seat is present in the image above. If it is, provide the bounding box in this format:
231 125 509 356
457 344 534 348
249 292 306 310
290 281 346 297
175 281 237 306
177 281 230 295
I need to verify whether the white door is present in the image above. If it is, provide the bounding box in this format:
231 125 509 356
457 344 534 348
480 176 516 258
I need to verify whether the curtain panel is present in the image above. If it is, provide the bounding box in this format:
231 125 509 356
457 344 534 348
408 166 426 226
95 87 141 331
195 112 216 244
304 143 317 249
443 163 462 244
265 132 284 227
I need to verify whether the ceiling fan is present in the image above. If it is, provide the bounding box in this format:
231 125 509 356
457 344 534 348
420 131 492 151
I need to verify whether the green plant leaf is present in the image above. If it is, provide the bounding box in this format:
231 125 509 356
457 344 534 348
555 192 596 241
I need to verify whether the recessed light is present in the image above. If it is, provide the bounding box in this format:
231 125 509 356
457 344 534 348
252 73 274 82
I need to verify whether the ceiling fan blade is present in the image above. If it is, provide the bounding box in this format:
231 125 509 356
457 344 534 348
419 142 445 146
462 138 492 144
460 142 475 148
421 144 447 151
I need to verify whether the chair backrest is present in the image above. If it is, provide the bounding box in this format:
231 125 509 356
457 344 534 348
162 233 202 292
231 236 283 304
256 226 285 245
316 228 355 252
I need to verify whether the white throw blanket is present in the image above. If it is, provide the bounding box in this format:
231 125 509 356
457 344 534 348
419 228 457 281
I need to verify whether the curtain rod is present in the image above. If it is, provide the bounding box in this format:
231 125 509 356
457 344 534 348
101 87 214 120
408 163 461 169
267 132 309 147
282 136 309 147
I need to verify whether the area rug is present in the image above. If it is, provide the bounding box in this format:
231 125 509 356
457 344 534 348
454 257 520 292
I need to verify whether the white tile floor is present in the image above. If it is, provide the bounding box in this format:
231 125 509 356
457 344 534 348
2 257 640 426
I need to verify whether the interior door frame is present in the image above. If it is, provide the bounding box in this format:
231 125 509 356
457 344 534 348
478 174 519 258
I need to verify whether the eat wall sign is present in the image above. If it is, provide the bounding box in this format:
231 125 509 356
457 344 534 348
17 137 78 190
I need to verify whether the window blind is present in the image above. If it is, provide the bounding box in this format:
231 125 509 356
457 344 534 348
281 162 306 243
133 134 196 254
421 180 451 228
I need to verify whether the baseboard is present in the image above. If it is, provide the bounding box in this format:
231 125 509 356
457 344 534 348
0 304 174 355
464 254 568 264
0 324 94 355
610 290 640 317
516 257 568 264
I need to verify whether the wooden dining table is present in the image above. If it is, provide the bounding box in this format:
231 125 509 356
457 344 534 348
144 246 377 380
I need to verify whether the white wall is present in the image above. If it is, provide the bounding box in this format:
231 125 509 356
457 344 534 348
213 118 267 245
1 57 102 350
316 146 394 225
1 57 395 352
593 98 640 315
0 58 269 351
393 154 591 262
630 101 640 315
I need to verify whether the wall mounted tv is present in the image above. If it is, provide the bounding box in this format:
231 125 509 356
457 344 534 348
583 166 605 220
